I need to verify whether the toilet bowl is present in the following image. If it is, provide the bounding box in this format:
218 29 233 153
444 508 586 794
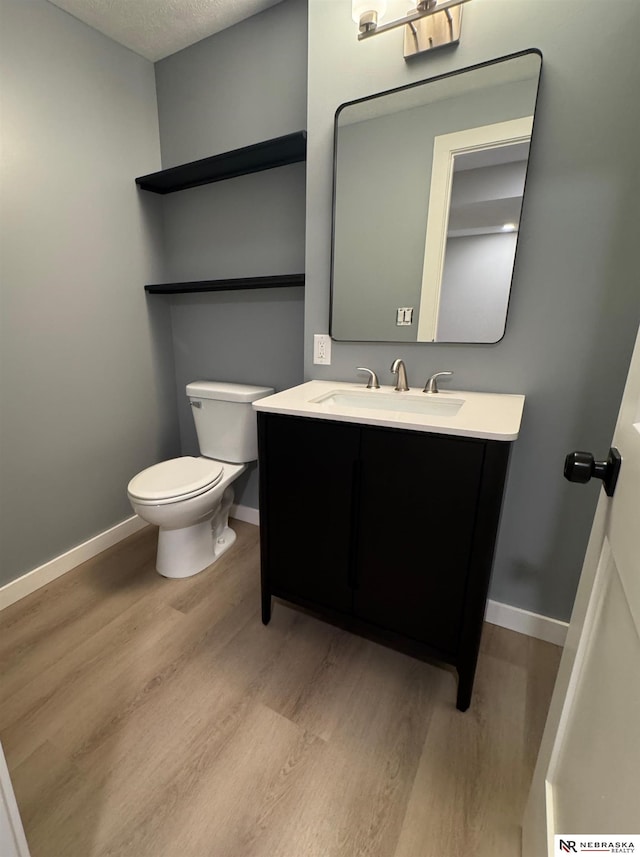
127 380 273 579
128 457 246 578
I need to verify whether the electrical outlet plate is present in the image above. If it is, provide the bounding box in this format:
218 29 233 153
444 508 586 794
313 333 331 365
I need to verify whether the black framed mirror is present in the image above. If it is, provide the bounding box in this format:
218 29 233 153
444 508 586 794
330 49 543 343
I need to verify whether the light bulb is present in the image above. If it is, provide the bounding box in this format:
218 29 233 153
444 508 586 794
352 0 387 30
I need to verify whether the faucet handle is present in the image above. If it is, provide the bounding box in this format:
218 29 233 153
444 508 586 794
423 371 453 394
357 367 380 389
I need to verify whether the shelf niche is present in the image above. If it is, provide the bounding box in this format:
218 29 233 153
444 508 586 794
135 132 307 195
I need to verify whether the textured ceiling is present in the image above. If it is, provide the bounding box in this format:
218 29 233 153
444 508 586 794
46 0 285 61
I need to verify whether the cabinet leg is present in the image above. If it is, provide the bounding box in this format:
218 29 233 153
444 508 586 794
261 592 272 625
456 668 474 712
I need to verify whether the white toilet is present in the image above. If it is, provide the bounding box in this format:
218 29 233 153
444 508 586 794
127 380 273 579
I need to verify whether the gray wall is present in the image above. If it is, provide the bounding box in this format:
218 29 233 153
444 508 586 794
154 0 307 508
438 233 517 342
332 106 430 341
0 0 180 586
307 0 640 621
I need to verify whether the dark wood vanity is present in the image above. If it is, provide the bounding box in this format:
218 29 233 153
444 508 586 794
257 411 513 711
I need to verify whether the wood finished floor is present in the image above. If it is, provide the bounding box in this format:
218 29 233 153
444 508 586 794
0 522 561 857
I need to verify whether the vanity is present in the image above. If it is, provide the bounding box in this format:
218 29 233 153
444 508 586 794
254 381 525 711
253 50 538 710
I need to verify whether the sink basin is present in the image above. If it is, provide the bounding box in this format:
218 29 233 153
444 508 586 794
312 390 464 417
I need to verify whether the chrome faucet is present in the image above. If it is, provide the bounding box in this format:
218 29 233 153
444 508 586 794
423 371 453 394
356 367 380 389
390 358 409 392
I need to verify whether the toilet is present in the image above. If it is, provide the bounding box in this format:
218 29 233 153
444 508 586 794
127 380 273 579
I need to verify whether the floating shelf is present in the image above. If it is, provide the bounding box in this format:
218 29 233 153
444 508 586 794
135 132 307 195
145 274 305 295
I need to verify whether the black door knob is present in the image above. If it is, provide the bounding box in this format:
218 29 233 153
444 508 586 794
564 447 621 497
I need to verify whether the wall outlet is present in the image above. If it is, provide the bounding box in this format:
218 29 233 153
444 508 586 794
313 333 332 365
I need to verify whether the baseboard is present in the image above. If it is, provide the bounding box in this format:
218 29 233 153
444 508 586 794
230 503 260 527
0 516 147 612
485 599 568 646
0 507 259 612
227 505 566 645
0 505 567 647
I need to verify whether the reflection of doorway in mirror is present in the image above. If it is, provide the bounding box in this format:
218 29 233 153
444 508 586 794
417 117 533 342
438 145 527 341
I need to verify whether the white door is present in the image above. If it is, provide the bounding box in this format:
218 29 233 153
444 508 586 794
522 325 640 856
0 743 31 857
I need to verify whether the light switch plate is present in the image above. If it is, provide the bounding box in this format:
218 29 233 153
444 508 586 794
396 307 414 326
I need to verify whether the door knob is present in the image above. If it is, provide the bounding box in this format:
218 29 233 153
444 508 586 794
564 447 621 497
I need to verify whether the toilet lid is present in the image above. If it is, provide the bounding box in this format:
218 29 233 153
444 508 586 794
127 456 224 503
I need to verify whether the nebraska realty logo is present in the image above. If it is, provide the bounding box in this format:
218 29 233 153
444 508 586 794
555 836 639 854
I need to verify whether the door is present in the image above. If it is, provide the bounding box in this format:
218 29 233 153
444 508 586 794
0 743 31 857
353 427 484 654
522 325 640 856
261 414 359 614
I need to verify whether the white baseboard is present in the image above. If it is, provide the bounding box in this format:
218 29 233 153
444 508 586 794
0 504 567 647
226 505 566 645
0 507 259 612
485 599 568 646
230 503 260 527
0 516 147 612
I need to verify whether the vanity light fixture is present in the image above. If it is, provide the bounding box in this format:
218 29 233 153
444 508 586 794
352 0 472 59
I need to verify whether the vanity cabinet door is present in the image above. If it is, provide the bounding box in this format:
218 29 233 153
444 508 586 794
259 414 359 614
353 427 484 654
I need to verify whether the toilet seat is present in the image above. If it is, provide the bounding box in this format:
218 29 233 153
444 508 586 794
127 456 224 505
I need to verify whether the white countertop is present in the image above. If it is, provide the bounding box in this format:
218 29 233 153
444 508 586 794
253 380 525 441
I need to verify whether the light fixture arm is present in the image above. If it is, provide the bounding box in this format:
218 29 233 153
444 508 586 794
357 0 471 41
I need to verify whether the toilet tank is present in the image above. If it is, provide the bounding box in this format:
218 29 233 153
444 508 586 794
186 381 274 463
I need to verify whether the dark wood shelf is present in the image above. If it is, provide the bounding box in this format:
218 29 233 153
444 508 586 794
145 274 305 295
135 132 307 195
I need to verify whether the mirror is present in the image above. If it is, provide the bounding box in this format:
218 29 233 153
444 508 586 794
330 50 542 343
